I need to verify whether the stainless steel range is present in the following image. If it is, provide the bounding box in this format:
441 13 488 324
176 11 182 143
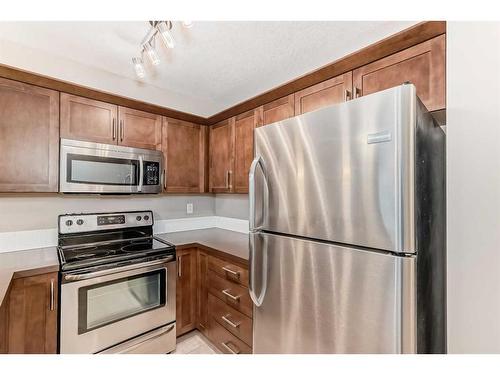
58 210 176 354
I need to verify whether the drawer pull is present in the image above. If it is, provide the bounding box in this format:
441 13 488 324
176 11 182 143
221 341 240 354
221 314 241 328
222 266 240 278
222 289 240 302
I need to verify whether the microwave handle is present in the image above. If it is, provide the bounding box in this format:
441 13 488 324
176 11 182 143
138 155 144 192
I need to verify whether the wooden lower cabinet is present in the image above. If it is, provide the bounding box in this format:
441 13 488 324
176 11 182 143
176 248 197 336
196 250 209 334
176 248 253 353
4 272 58 354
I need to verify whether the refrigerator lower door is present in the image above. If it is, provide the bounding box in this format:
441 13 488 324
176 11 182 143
250 231 416 354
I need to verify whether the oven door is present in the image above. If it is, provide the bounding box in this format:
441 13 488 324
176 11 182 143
59 138 163 194
60 258 176 354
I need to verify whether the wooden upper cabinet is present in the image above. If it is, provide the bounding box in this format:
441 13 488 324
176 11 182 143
7 272 58 354
118 106 162 150
176 248 197 337
294 72 353 115
0 78 59 192
233 109 261 193
60 93 117 144
258 94 295 127
162 118 207 193
353 34 446 111
209 118 235 193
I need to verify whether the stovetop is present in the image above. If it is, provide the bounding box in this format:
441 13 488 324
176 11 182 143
57 211 175 272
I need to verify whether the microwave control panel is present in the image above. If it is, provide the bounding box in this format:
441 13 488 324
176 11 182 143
144 161 160 185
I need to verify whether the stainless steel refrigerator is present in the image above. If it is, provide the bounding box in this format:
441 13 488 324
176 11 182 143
248 84 446 354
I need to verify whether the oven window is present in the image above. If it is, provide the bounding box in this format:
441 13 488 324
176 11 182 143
67 154 139 186
78 269 166 334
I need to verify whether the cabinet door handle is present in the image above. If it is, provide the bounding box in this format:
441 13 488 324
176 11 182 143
353 86 361 99
225 170 229 189
50 279 55 311
221 341 240 354
177 255 182 278
112 118 116 140
344 89 351 102
222 289 240 301
222 266 240 279
162 169 167 190
221 314 241 328
228 170 232 190
120 120 124 142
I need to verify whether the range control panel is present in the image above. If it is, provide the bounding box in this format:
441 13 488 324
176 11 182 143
59 211 153 234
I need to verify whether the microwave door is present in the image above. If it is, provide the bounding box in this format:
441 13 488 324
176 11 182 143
59 139 163 194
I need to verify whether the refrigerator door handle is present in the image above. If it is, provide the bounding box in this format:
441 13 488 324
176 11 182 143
249 155 268 232
249 231 268 307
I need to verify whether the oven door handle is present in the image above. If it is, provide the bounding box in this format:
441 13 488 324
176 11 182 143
63 256 174 282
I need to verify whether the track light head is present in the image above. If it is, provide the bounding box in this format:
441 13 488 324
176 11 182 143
157 21 175 49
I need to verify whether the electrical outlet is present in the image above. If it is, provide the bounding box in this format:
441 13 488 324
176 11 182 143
186 203 193 214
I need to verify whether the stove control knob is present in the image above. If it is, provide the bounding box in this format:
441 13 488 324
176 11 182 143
136 216 142 221
65 220 73 226
76 219 84 225
144 215 150 221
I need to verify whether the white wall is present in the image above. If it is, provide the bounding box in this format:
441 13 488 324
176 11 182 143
447 22 500 353
215 194 248 220
0 194 214 232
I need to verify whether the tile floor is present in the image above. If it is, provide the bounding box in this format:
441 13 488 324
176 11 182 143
172 331 221 354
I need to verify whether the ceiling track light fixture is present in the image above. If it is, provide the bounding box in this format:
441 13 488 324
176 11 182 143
132 20 193 79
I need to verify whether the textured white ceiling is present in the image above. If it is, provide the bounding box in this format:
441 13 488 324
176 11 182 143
0 21 417 117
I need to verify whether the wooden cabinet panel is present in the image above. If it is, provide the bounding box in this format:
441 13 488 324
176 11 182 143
209 293 252 346
353 34 445 111
0 78 59 192
294 72 353 115
60 93 117 144
176 249 197 337
258 94 295 127
208 255 249 287
118 106 161 150
208 271 253 318
162 118 207 193
197 250 209 334
209 118 235 193
208 317 252 354
7 272 57 354
233 109 261 193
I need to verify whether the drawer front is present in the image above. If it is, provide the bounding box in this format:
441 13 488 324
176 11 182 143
209 317 252 354
208 293 252 346
208 271 253 318
208 255 249 286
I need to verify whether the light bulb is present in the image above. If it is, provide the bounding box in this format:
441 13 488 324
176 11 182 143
132 58 145 78
144 42 160 66
157 21 175 48
182 20 193 28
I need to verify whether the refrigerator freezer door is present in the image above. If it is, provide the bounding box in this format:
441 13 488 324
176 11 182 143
253 85 418 253
250 231 416 354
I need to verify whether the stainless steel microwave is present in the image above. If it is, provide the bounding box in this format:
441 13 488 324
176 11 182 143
60 138 163 194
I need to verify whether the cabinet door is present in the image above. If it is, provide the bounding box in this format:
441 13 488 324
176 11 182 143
294 72 353 115
162 118 207 193
197 250 209 334
353 34 445 111
209 118 235 193
234 109 261 193
258 94 295 127
7 272 58 354
0 78 59 192
118 106 162 150
60 93 117 144
176 249 197 337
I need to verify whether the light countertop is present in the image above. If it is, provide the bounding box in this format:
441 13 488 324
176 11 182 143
0 246 59 305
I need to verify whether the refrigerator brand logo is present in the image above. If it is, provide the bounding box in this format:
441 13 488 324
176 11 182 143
367 131 392 144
